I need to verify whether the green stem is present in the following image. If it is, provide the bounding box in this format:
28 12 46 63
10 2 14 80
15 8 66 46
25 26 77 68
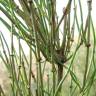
82 0 92 92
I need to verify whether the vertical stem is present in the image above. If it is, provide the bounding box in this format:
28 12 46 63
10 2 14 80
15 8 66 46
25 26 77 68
57 1 72 95
28 1 44 96
51 0 56 44
28 48 32 96
47 74 50 96
57 64 63 96
51 0 56 95
28 1 38 95
10 24 21 96
58 64 63 85
28 7 33 94
10 23 15 95
52 63 56 95
9 1 23 94
17 37 22 96
82 0 92 91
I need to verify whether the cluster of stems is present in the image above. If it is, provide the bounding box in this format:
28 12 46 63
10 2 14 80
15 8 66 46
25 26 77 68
0 0 96 96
